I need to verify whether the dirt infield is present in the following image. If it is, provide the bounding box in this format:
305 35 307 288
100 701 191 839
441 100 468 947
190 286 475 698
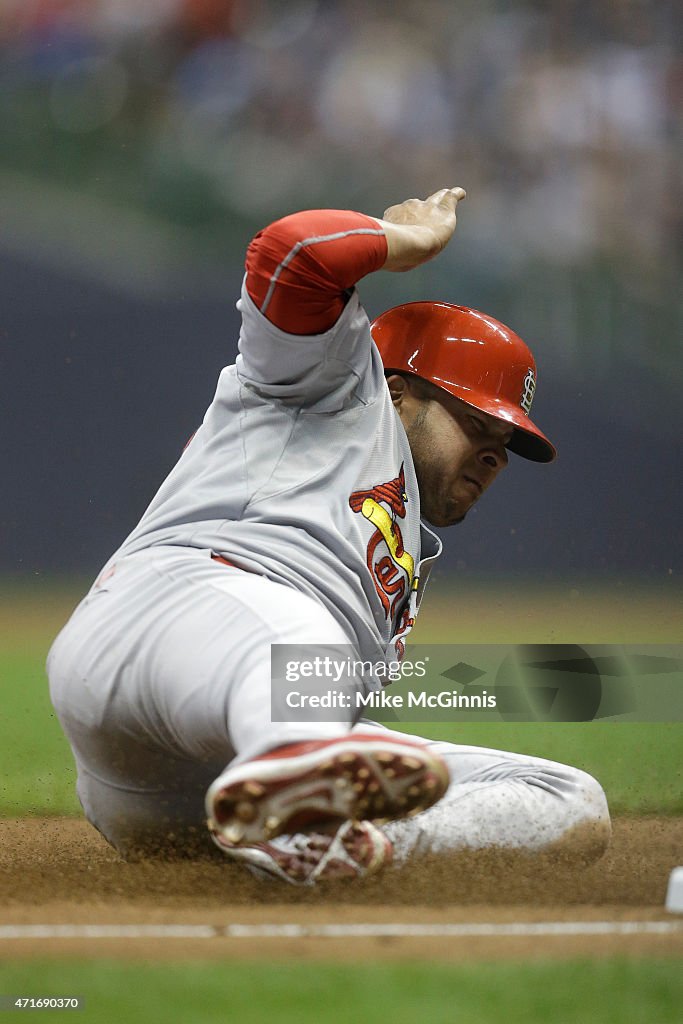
1 817 681 961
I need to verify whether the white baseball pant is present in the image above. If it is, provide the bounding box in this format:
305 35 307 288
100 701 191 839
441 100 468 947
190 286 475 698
47 547 610 861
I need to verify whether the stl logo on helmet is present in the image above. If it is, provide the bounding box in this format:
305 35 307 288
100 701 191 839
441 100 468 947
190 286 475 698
520 369 536 414
349 465 415 621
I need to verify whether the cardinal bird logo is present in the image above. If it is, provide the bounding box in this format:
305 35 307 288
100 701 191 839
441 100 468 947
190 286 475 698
349 464 415 620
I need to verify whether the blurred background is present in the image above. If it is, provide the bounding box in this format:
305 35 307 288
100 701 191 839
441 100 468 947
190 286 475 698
1 0 681 588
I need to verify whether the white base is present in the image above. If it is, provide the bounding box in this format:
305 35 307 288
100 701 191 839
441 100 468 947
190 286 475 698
665 866 683 913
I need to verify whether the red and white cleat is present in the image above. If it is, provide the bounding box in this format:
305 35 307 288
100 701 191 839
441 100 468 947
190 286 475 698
205 732 449 847
210 819 392 886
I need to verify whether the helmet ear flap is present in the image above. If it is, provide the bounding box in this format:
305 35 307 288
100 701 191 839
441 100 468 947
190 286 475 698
372 302 556 463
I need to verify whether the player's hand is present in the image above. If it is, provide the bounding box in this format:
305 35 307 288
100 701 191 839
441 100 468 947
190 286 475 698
374 187 466 272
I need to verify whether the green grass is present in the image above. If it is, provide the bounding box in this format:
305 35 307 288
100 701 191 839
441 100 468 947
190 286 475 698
0 959 680 1024
0 646 80 816
0 581 681 816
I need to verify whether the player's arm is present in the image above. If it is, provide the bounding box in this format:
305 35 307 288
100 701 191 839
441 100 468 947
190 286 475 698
245 187 466 336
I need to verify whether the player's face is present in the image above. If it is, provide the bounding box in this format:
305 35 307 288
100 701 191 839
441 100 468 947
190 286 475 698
393 380 512 527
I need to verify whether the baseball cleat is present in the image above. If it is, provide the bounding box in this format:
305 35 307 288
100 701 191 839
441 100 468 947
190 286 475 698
210 819 392 886
205 732 449 846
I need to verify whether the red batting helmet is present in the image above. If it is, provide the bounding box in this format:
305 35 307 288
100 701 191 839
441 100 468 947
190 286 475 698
371 301 556 463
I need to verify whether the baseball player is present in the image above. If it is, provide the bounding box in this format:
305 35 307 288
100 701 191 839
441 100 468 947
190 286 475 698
48 188 610 885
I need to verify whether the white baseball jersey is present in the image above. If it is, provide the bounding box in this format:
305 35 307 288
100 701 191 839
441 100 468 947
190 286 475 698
105 280 442 664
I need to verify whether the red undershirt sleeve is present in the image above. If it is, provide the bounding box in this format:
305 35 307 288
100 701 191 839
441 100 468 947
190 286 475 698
245 210 388 335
